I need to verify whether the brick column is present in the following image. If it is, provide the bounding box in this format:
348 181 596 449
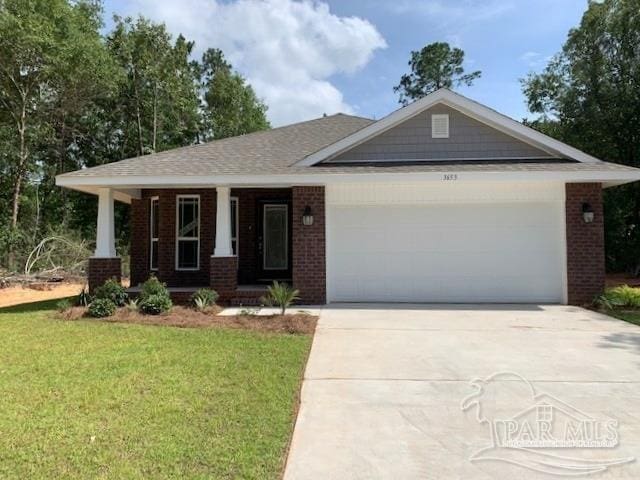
565 183 605 305
129 198 150 286
292 186 326 304
210 256 238 303
88 257 122 293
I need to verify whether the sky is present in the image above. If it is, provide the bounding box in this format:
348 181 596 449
102 0 588 127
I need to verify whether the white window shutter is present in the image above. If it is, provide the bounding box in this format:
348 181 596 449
431 114 449 138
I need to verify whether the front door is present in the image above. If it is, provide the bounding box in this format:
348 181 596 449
257 202 291 281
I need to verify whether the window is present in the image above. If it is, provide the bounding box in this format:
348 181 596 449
176 195 200 270
431 114 449 138
150 197 159 270
230 197 239 256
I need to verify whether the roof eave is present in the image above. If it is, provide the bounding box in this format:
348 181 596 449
55 170 640 190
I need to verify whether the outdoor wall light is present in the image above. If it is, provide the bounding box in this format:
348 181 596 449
302 206 314 226
582 202 594 223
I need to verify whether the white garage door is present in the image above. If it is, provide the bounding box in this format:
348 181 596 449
327 185 565 303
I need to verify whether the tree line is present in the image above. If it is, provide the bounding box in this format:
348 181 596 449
0 0 269 272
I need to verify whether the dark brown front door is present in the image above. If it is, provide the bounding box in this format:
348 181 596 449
257 200 292 281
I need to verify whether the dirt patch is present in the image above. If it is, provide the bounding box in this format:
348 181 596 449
0 282 84 308
59 306 317 335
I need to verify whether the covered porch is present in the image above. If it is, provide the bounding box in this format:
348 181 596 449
88 185 326 305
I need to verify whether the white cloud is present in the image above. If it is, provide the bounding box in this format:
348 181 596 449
520 51 551 68
115 0 387 126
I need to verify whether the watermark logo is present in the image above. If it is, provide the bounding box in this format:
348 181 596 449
460 372 634 476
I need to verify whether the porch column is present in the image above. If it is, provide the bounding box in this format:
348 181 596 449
211 186 237 303
214 186 233 256
88 188 121 292
95 188 116 257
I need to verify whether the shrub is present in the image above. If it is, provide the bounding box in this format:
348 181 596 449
260 281 300 315
138 276 172 315
140 276 169 300
88 298 116 318
596 285 640 309
190 288 218 309
126 299 139 312
139 294 173 315
94 278 128 307
56 299 72 312
76 287 91 307
193 296 208 312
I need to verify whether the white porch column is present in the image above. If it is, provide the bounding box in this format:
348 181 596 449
214 186 233 256
94 188 116 257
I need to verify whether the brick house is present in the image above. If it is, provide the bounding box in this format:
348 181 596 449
56 89 640 305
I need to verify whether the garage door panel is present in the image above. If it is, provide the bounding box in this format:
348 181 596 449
335 250 557 280
328 202 564 303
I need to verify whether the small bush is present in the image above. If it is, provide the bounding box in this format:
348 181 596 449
56 299 72 312
139 294 173 315
140 276 169 300
190 288 218 309
126 299 139 312
193 296 208 312
76 287 91 307
260 281 300 315
596 285 640 309
138 276 172 315
88 298 116 318
94 278 128 306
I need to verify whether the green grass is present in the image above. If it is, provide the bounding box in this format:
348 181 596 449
606 310 640 327
0 299 312 479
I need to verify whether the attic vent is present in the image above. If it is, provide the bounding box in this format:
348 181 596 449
431 114 449 138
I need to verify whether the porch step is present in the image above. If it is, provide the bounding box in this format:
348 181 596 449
127 286 206 305
127 285 268 306
230 286 268 306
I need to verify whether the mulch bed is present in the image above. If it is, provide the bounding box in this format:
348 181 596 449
59 306 317 334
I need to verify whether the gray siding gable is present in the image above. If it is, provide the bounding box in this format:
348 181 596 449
326 104 555 163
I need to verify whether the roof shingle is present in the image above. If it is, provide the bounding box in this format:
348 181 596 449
57 112 639 179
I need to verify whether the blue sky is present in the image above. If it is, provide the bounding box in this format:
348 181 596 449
102 0 588 126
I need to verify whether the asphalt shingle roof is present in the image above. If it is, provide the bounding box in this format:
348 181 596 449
60 114 374 178
58 112 639 179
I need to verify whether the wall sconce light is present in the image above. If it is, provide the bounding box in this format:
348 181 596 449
582 203 594 223
302 206 314 226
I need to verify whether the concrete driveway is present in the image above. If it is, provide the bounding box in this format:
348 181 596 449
284 305 640 480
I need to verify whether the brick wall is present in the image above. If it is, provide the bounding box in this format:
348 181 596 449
88 257 122 293
566 183 605 305
292 186 326 304
130 186 327 304
130 189 215 287
130 198 149 286
210 256 238 303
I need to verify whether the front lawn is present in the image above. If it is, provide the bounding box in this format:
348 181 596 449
0 299 312 479
605 310 640 327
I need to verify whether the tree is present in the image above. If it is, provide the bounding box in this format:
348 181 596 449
0 0 115 268
106 16 201 158
522 0 640 272
0 4 271 274
394 42 481 105
198 48 269 141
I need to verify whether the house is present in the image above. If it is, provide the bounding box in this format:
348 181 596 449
56 89 640 305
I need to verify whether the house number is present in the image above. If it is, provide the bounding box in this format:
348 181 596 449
443 174 458 181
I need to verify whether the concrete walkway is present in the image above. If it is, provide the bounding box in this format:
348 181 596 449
284 304 640 479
